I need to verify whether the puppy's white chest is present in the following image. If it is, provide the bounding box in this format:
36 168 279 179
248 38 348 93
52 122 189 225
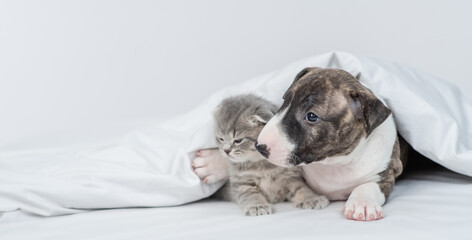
302 163 378 200
301 116 396 200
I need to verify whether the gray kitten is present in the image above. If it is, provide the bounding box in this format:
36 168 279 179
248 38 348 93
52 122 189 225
213 94 329 216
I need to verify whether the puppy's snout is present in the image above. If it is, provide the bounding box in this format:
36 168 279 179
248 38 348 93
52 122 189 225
255 141 270 158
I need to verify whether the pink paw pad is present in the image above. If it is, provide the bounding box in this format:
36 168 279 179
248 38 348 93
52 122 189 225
344 199 384 221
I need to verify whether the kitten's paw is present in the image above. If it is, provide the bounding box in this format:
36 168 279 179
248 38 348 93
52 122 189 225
343 198 384 221
295 196 329 210
192 149 229 184
244 204 273 216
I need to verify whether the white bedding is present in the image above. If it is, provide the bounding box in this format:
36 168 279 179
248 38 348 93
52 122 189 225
1 51 471 220
0 168 470 240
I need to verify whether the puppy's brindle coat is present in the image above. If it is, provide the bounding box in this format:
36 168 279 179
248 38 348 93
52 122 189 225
256 67 408 221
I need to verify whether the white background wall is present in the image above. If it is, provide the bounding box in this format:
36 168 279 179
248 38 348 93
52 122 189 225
1 0 471 148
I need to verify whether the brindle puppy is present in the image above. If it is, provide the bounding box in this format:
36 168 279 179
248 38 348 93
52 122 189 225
256 67 408 221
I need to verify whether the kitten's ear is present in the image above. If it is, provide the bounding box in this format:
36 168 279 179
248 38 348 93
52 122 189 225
249 107 275 126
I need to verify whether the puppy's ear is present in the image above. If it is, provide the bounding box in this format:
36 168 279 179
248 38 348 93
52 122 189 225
350 90 391 136
249 106 275 126
355 72 362 81
293 67 321 83
284 67 321 100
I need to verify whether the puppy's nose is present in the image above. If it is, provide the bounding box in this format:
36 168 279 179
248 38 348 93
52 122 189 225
255 141 270 158
224 149 231 155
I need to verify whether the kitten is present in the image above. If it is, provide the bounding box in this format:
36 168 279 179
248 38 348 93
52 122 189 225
213 94 329 216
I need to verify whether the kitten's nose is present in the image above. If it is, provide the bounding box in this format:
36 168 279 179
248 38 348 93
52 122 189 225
224 149 231 155
255 141 270 158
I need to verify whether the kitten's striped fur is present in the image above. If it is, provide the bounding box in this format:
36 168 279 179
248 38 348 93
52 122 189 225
213 94 329 216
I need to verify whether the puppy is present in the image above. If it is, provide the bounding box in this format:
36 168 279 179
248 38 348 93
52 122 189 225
255 67 408 221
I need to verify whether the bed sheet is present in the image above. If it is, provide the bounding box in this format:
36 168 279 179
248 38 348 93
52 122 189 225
1 168 470 240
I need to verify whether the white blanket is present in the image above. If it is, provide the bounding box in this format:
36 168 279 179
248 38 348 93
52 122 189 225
1 51 471 217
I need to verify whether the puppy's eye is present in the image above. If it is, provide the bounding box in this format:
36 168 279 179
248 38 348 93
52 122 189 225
234 138 243 144
305 112 319 122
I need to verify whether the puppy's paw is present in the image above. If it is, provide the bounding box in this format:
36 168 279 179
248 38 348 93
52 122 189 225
192 149 229 184
295 195 329 210
244 204 273 216
343 198 384 221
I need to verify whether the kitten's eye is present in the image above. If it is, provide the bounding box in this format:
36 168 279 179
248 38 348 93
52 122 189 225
234 138 243 144
305 112 319 122
217 137 224 142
